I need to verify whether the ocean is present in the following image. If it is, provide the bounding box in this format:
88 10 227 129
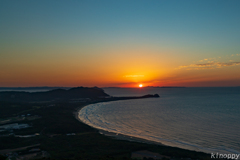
79 87 240 154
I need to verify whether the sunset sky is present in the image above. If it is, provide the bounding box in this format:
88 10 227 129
1 0 240 87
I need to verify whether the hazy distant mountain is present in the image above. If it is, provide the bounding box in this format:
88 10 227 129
0 87 109 102
103 86 186 88
145 86 186 88
0 87 70 91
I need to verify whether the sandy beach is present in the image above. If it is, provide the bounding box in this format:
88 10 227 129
74 103 165 147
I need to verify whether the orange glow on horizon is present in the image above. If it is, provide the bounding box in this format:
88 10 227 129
139 84 143 88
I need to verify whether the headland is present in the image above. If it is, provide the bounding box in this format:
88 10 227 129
0 87 211 160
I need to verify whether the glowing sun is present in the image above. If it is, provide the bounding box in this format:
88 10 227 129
139 84 143 88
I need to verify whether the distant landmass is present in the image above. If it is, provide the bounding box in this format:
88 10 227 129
103 86 186 88
113 94 160 100
0 87 160 103
145 86 186 88
0 87 71 90
0 87 109 102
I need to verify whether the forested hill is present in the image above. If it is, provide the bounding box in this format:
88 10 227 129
0 87 109 102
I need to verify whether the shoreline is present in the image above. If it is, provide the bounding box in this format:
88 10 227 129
98 129 166 146
73 101 214 155
73 100 225 156
73 102 166 146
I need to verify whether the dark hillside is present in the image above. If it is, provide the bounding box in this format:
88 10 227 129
0 87 109 102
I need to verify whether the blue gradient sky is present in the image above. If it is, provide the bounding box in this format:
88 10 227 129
1 0 240 87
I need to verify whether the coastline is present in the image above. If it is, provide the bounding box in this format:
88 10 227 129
0 87 218 159
98 129 166 146
74 102 165 146
73 101 171 147
73 100 221 158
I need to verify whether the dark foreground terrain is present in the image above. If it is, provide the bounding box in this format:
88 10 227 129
0 87 211 160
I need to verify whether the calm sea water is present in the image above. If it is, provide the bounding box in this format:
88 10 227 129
79 87 240 154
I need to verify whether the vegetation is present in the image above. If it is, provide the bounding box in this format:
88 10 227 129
0 87 212 160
